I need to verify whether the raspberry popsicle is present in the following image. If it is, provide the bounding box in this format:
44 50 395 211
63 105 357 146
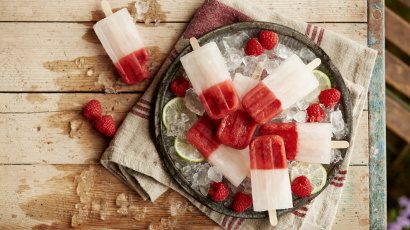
187 116 249 187
259 123 350 164
242 55 321 123
94 0 149 85
217 110 257 149
180 38 240 120
250 135 292 224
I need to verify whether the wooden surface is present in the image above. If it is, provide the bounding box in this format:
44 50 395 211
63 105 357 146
0 0 381 229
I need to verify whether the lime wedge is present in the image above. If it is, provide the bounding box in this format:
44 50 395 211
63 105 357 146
174 137 205 162
162 97 197 130
305 70 332 103
290 162 327 194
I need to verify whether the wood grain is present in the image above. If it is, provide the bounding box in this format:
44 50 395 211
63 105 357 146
0 93 369 165
0 0 367 23
0 164 368 229
0 22 367 92
386 95 410 144
385 8 410 55
386 51 410 98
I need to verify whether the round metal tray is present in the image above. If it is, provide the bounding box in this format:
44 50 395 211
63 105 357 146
153 22 353 219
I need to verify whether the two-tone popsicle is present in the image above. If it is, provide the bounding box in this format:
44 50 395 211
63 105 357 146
187 116 249 187
94 0 149 85
259 123 350 164
242 54 321 124
180 38 240 120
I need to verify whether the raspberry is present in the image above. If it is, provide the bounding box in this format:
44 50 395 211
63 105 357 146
306 103 325 122
231 192 252 213
291 176 312 198
258 30 279 50
83 99 102 120
94 115 117 138
244 38 264 56
208 182 229 202
170 76 190 96
319 88 341 109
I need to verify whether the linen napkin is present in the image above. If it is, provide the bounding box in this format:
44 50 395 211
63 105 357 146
101 0 377 229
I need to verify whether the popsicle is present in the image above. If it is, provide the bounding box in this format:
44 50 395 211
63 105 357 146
187 116 249 187
94 0 149 85
242 55 321 124
180 38 240 120
217 110 257 149
259 123 350 164
250 135 293 224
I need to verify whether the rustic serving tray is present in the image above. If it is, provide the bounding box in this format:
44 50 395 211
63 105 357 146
153 22 353 219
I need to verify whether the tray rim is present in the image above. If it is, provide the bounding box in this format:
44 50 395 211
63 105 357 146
152 21 353 219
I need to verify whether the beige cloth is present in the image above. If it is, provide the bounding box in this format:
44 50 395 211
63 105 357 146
101 0 377 229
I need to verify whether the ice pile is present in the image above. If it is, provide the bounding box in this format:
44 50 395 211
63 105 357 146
180 163 223 196
329 107 347 139
166 109 197 139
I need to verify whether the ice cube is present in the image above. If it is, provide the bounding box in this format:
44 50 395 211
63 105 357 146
184 88 205 116
296 100 309 111
275 43 295 59
199 184 210 196
207 166 223 182
293 111 307 123
330 109 346 138
330 149 343 163
298 47 316 62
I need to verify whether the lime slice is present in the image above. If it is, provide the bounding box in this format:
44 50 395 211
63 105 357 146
305 70 332 103
162 97 197 130
174 137 204 162
290 162 327 194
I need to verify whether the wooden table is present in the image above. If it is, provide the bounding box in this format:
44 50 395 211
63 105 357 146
0 0 385 229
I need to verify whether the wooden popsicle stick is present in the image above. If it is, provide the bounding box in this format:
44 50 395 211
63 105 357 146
101 0 113 17
189 37 201 50
306 58 321 71
268 209 278 226
251 62 265 80
331 140 350 149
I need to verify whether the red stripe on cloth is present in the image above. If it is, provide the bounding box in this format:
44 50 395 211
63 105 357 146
299 206 308 212
139 98 151 105
131 110 149 120
317 28 325 46
331 181 344 187
222 217 232 229
339 169 348 175
311 26 318 42
333 176 346 181
292 210 306 218
227 218 240 230
234 218 245 230
134 104 150 112
305 23 312 36
220 216 229 228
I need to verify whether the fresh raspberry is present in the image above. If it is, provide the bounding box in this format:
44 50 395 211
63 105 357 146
208 182 229 202
306 103 325 122
258 30 279 50
319 88 341 109
244 38 264 56
170 76 190 96
291 176 312 198
231 192 252 213
83 99 102 120
94 115 117 138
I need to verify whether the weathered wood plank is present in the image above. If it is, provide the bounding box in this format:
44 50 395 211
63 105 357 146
0 0 367 23
385 8 410 55
386 51 410 98
386 95 410 144
0 93 369 165
0 164 368 229
368 0 386 228
0 22 367 92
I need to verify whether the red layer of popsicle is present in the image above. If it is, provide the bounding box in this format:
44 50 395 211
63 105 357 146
198 80 240 120
250 135 287 170
217 110 257 149
186 116 220 159
114 48 149 85
242 83 283 124
259 123 298 160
